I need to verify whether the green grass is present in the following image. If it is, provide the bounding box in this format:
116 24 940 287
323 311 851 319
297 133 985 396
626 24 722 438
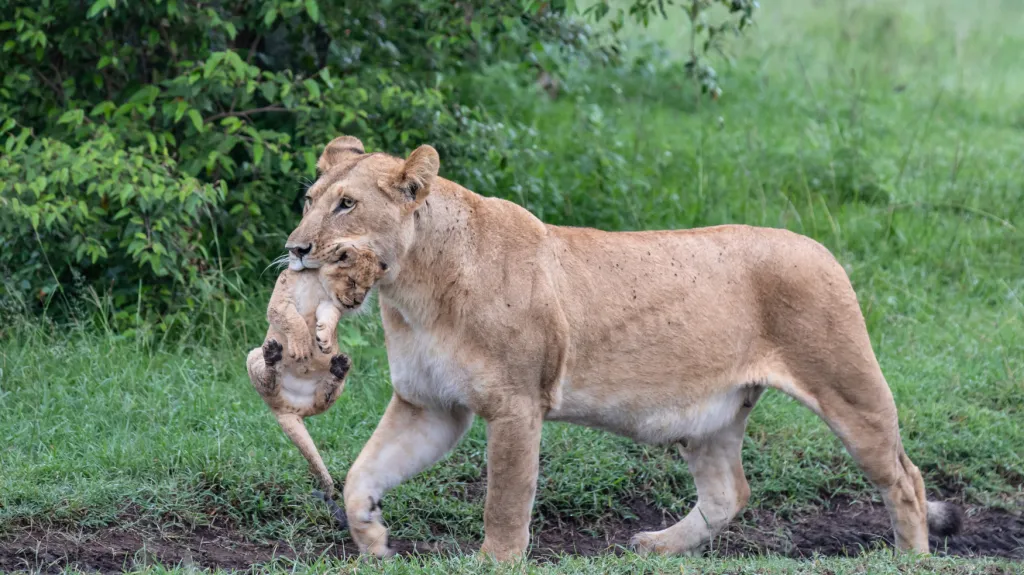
84 552 1024 575
1 0 1022 572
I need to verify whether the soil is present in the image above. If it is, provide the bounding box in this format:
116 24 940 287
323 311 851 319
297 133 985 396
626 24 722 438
1 499 1020 573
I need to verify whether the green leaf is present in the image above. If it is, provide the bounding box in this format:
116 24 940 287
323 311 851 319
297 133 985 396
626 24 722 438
253 142 264 166
173 100 188 123
303 78 321 100
57 109 84 126
203 52 225 78
259 81 278 102
187 109 204 132
263 8 277 27
86 0 108 18
89 101 115 117
303 150 316 175
318 68 334 89
304 0 320 22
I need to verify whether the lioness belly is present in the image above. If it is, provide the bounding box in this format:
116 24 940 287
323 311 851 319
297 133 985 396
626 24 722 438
547 382 757 444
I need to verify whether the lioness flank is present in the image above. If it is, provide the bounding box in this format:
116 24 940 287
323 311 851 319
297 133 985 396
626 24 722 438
283 135 962 561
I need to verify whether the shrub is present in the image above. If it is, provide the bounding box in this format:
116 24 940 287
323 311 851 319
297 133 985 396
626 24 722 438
0 0 591 319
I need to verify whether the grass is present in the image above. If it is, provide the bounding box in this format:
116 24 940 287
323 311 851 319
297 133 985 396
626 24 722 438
67 552 1024 575
1 0 1022 572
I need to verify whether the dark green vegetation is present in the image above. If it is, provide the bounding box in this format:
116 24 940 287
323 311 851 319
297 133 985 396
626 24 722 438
1 0 1022 573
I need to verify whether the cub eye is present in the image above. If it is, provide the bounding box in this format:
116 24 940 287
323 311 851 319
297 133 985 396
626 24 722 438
334 197 355 214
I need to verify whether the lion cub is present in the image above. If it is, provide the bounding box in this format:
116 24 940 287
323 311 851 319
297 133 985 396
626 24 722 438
246 246 385 503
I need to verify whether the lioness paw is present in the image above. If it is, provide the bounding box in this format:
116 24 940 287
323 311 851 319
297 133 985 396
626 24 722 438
263 339 284 366
628 530 694 557
347 496 394 558
628 532 662 556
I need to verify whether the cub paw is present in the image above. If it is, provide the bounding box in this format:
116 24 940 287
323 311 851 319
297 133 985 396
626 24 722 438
330 354 351 380
288 338 313 362
311 489 348 529
263 339 284 366
315 327 333 354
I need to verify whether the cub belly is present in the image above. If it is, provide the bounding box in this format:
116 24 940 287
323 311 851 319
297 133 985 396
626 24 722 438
278 371 322 411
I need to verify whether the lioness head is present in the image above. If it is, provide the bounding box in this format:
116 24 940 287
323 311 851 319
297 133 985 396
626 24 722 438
285 136 439 276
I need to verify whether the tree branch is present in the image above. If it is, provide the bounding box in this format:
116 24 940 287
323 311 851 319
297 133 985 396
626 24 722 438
205 105 293 123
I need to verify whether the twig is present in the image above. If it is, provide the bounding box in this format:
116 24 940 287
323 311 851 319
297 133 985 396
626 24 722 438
246 35 262 65
205 105 292 123
33 68 65 104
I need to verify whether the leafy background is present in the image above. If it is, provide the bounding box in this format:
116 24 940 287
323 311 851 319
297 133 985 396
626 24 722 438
0 0 613 326
0 1 1021 572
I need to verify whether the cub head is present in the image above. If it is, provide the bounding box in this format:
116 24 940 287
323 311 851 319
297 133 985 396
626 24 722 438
318 246 389 312
285 136 439 279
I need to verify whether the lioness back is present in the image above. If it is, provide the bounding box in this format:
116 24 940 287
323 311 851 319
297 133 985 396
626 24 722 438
545 223 864 439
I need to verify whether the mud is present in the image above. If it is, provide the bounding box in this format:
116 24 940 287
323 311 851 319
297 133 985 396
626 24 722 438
532 498 1023 560
1 500 1020 573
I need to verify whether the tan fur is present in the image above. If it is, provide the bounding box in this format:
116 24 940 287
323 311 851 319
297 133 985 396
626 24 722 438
284 135 959 560
246 246 386 498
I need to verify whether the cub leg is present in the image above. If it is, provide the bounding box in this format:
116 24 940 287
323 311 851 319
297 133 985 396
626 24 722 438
275 412 336 499
247 339 283 397
631 386 762 556
344 394 473 558
310 354 350 415
315 302 343 355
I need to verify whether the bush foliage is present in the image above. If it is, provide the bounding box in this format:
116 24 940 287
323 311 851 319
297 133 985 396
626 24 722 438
0 0 593 318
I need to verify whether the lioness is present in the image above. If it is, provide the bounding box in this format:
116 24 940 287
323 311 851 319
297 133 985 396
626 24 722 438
246 245 385 501
284 135 961 560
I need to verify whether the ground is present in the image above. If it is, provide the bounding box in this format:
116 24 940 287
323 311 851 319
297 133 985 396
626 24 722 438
1 0 1022 573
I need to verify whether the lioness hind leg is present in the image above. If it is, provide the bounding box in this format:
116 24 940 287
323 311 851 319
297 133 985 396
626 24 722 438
780 358 961 553
630 386 763 556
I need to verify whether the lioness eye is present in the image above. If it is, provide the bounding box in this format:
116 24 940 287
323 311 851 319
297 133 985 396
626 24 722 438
335 197 355 213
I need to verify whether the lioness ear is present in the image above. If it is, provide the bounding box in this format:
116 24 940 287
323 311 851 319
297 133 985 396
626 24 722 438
317 136 365 172
387 145 439 204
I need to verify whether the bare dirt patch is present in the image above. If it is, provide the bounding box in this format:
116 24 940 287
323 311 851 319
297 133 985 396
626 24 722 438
532 498 1024 560
1 500 1020 572
0 523 343 574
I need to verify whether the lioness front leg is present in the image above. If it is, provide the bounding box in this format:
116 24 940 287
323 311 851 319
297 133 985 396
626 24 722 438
344 394 473 558
479 399 543 561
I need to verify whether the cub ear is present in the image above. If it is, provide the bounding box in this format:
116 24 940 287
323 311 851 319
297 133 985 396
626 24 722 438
317 136 365 172
385 145 439 204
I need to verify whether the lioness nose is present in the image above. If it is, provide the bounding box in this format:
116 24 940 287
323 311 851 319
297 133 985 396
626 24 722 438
287 243 312 258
